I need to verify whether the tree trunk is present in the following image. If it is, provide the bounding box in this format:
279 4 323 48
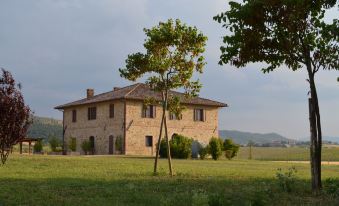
153 92 166 175
308 69 322 194
164 90 173 176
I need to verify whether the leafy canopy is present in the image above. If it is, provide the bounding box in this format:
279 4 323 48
213 0 338 74
119 19 208 98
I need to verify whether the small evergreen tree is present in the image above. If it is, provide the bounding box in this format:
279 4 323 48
223 138 240 160
33 140 43 153
48 136 61 152
68 137 76 152
209 137 223 160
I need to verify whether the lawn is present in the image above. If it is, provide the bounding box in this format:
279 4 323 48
1 155 339 206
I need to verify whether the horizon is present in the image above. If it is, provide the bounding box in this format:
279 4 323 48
1 0 338 140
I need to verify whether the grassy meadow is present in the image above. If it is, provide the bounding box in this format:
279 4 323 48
236 146 339 161
1 154 339 205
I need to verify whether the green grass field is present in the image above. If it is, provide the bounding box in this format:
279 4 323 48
1 154 339 205
236 146 339 161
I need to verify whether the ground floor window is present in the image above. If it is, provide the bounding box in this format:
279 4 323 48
145 136 153 147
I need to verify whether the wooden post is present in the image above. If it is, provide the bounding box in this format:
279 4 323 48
29 141 31 155
20 142 22 154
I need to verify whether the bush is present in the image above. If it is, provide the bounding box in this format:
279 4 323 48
198 145 210 160
68 137 76 152
33 140 43 153
171 134 193 159
324 178 339 197
48 136 61 152
159 134 193 159
223 138 240 160
115 135 123 151
276 166 297 193
209 137 223 160
81 140 91 155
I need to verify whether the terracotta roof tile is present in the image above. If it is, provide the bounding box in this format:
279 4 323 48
55 83 227 109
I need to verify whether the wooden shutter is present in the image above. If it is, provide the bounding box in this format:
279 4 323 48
88 108 90 120
152 105 156 118
203 109 206 122
141 105 145 118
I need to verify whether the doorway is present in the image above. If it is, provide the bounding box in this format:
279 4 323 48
109 135 114 154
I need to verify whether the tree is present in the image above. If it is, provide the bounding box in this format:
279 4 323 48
119 19 207 175
223 138 240 160
214 0 338 193
0 68 31 164
209 137 223 160
48 136 61 152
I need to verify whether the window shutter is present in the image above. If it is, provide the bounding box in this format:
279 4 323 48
193 109 196 121
153 105 156 118
88 108 90 120
203 110 206 122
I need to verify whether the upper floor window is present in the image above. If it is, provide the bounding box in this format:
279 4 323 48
169 112 182 120
194 109 205 122
72 110 77 122
142 105 156 118
109 104 114 118
88 107 97 120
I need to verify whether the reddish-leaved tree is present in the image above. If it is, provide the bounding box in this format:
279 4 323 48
0 68 31 164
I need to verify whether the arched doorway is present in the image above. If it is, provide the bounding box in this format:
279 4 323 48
89 136 95 155
109 135 114 155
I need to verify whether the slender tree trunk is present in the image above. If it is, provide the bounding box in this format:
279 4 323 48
307 65 322 194
164 90 173 176
153 92 166 175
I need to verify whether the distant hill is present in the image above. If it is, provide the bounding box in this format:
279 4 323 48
27 116 63 140
219 130 291 145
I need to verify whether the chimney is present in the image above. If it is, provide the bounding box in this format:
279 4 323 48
113 87 121 91
87 89 94 99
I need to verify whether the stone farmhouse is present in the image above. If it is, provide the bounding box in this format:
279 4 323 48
55 83 227 155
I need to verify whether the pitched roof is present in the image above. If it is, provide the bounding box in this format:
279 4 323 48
54 83 227 109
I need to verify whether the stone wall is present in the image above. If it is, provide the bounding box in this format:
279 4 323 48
63 99 221 155
125 100 219 155
63 100 125 155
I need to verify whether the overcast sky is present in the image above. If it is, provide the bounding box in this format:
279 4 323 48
0 0 338 140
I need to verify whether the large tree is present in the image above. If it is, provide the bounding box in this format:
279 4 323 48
214 0 338 193
0 69 31 164
119 19 207 176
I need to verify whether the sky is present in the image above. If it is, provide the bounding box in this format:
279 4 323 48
0 0 338 140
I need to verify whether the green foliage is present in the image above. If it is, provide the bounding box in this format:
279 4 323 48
223 138 240 160
170 134 193 159
213 0 338 73
68 138 76 152
159 134 193 159
81 140 91 155
324 178 339 197
209 137 223 160
276 167 298 193
33 140 43 153
48 136 61 152
198 144 210 160
115 135 123 151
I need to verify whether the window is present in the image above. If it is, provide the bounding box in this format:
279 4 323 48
169 112 182 120
88 107 97 120
194 109 205 121
142 105 156 118
109 104 114 118
145 136 153 147
72 110 77 122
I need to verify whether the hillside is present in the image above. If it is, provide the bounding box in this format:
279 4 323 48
27 116 63 140
219 130 291 145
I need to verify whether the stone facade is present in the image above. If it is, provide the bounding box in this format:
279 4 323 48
63 99 220 155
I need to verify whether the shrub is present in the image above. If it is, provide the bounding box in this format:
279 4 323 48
276 166 297 193
115 135 123 151
170 134 193 159
33 140 43 153
159 134 193 159
209 137 223 160
48 136 61 152
223 138 240 160
324 178 339 197
81 140 91 155
159 138 168 158
198 145 210 160
68 137 76 152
